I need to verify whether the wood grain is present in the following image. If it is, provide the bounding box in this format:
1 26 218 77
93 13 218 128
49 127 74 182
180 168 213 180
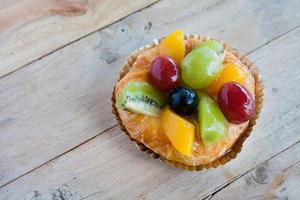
0 0 299 188
1 23 300 200
211 142 300 200
0 0 158 77
1 0 300 190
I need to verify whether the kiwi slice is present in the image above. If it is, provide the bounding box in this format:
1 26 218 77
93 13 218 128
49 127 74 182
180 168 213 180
116 82 166 117
195 39 224 56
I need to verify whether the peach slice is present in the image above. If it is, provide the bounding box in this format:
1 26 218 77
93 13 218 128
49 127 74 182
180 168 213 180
160 107 194 156
159 30 185 65
205 62 248 96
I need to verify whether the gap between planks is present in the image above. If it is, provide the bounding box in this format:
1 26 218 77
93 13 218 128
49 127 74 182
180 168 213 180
0 0 160 79
246 24 300 56
203 140 300 200
1 0 298 193
0 124 117 190
1 24 299 191
0 19 300 192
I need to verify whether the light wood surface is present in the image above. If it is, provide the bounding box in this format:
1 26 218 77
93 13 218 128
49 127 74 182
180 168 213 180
0 0 299 199
211 142 300 200
1 23 300 200
0 0 158 78
1 0 300 188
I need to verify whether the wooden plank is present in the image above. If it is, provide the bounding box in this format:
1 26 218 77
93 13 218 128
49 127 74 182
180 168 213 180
211 142 300 200
1 23 300 200
0 0 300 188
0 0 158 77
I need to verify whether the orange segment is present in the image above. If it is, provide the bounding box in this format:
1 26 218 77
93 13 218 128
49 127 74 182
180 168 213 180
205 62 248 96
159 30 185 64
161 107 194 156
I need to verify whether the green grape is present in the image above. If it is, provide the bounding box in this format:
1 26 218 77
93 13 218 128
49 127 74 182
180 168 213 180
195 39 224 56
198 92 227 144
181 47 222 89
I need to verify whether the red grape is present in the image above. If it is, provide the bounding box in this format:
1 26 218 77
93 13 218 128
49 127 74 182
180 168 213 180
149 56 180 92
218 82 255 124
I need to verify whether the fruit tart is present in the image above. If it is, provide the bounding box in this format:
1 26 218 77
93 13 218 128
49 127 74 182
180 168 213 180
112 30 263 170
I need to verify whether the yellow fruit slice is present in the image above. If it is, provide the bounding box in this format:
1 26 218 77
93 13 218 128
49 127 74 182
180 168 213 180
205 62 248 96
161 107 194 156
159 30 185 64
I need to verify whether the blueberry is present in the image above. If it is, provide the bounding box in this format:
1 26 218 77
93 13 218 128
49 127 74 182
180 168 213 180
169 87 198 115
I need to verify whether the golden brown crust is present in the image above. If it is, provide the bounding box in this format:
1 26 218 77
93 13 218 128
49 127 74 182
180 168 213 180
112 35 264 170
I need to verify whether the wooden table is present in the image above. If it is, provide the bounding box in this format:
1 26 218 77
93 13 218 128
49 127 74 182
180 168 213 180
0 0 299 199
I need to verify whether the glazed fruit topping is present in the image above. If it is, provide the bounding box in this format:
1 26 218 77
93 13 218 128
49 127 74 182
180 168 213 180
149 56 180 92
198 92 227 144
116 31 256 155
161 107 194 156
196 39 224 56
169 87 198 116
181 45 223 89
206 62 248 97
116 82 166 117
218 82 255 124
159 30 185 64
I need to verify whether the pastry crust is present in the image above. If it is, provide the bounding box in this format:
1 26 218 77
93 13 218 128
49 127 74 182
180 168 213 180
112 35 263 169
